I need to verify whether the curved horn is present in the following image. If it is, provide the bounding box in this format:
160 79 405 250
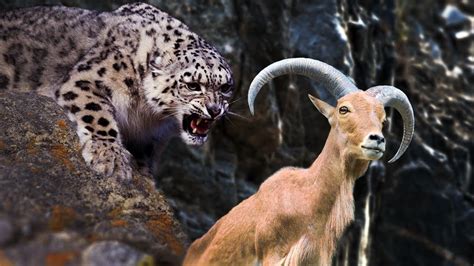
366 86 415 163
248 58 359 114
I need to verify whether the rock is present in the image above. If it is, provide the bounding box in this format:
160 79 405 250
0 219 13 246
82 241 153 266
4 232 88 266
441 5 470 27
0 91 187 265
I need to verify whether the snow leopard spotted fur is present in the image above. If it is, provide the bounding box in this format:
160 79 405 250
0 2 234 180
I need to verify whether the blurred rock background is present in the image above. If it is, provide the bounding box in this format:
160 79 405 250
0 0 472 265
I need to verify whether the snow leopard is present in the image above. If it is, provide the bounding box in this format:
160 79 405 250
0 2 234 180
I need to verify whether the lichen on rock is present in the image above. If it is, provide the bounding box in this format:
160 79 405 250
0 91 187 265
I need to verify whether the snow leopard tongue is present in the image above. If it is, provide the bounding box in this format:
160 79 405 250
190 117 212 135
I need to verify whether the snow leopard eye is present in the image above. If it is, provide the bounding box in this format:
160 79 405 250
219 84 233 94
186 83 201 91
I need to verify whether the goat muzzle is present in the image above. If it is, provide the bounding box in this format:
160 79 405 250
366 86 414 163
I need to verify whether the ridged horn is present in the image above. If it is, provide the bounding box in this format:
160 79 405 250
366 86 415 163
247 58 359 115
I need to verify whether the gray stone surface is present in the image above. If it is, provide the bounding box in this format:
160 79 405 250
0 91 187 265
0 219 13 246
82 241 152 266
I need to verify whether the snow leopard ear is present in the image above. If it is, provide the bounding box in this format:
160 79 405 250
150 56 166 75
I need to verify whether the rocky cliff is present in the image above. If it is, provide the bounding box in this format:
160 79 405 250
0 0 472 265
0 92 187 265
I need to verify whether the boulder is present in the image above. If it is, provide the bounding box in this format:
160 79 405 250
0 91 187 265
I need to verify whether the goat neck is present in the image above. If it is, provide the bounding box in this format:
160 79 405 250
310 128 370 183
304 128 369 265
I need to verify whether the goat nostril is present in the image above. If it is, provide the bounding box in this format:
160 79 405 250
369 134 384 143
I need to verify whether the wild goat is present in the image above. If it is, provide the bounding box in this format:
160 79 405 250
183 58 415 266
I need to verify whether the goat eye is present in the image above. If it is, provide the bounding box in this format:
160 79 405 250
187 83 201 91
220 84 233 94
339 106 349 114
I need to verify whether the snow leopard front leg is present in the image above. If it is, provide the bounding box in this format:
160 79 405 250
55 69 133 180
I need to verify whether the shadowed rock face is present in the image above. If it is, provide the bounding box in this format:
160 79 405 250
0 91 187 265
0 0 473 265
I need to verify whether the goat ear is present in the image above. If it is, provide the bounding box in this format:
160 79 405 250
308 94 333 119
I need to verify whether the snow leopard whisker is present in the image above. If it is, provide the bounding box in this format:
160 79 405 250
227 111 250 121
229 97 242 105
223 116 237 127
159 111 181 121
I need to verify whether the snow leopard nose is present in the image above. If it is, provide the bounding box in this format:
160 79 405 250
206 103 221 119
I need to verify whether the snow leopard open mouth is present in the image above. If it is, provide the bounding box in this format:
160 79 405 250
183 113 215 137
